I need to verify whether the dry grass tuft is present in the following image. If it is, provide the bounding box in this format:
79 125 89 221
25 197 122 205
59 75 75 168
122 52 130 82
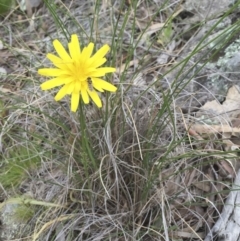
0 0 239 240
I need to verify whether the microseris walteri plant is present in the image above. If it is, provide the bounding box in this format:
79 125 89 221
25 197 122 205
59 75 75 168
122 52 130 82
38 34 117 112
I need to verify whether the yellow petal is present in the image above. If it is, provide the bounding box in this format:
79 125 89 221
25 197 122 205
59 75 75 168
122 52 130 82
41 77 73 90
47 53 63 64
38 68 69 77
47 53 72 70
66 82 75 94
91 82 104 92
90 57 107 69
53 39 71 62
88 90 102 108
74 81 81 92
81 43 94 60
90 44 110 66
90 67 116 77
71 91 80 112
81 88 89 104
92 78 117 92
54 84 69 101
69 34 81 60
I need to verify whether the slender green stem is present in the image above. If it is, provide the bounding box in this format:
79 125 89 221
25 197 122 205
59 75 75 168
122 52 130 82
79 102 97 170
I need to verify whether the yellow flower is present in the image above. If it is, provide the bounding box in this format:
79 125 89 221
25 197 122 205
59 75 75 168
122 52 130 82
38 34 117 112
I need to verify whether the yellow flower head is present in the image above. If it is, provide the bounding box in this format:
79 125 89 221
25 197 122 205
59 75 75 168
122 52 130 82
38 34 117 112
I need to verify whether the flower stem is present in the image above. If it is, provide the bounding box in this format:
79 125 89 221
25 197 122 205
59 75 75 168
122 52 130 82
79 103 97 170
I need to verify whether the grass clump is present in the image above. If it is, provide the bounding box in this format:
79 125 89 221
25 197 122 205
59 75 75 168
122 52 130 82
0 0 14 15
1 0 240 240
0 145 42 188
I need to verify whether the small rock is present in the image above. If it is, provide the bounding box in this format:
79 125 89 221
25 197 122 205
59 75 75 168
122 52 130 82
0 67 7 76
0 40 3 50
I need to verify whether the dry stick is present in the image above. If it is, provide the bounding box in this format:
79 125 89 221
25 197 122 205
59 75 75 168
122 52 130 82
204 169 240 241
190 124 240 134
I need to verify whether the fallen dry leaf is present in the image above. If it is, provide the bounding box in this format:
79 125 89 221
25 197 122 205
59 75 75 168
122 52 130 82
189 86 240 153
193 181 211 192
190 124 240 134
218 160 236 178
199 85 240 121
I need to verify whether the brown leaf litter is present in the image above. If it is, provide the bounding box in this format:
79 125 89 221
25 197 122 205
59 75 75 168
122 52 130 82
156 85 240 239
